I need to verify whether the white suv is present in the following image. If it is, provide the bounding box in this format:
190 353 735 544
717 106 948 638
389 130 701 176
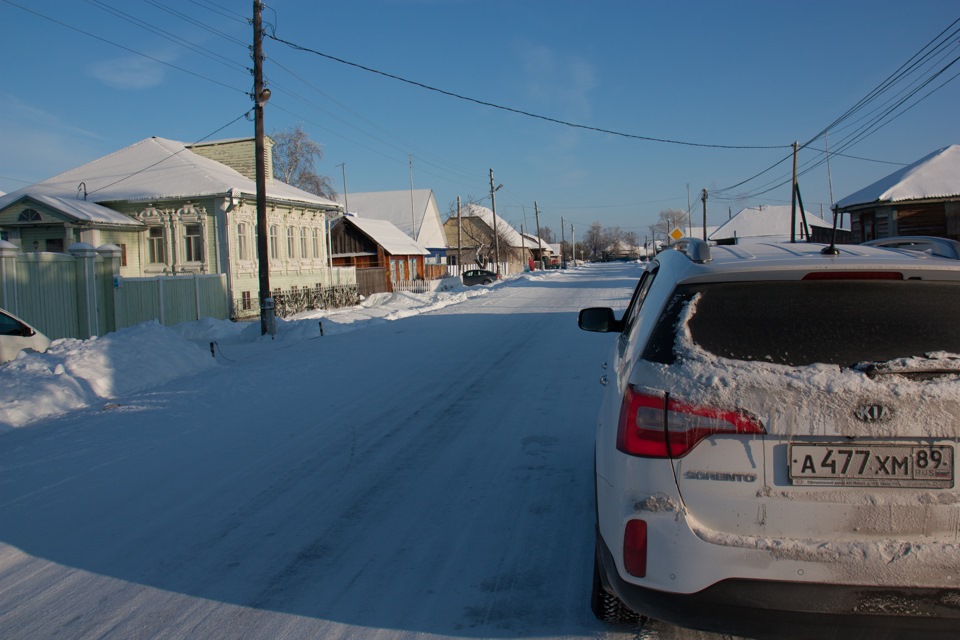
579 238 960 639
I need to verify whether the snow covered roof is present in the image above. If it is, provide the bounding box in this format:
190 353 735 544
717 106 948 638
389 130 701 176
346 216 429 256
836 145 960 209
342 189 448 249
8 194 143 228
0 137 342 211
459 203 525 247
520 231 549 249
710 205 834 242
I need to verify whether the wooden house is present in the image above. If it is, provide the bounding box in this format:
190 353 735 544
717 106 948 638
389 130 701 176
339 189 448 277
330 216 429 296
835 145 960 243
443 203 530 274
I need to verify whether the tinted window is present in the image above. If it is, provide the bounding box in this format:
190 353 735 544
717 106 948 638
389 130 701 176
643 281 960 367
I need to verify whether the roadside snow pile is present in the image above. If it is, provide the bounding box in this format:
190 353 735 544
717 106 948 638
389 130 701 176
0 269 556 431
0 321 215 430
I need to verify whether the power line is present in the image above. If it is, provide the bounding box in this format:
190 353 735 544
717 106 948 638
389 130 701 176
1 0 247 95
86 110 252 196
83 0 248 72
146 0 249 47
267 34 791 151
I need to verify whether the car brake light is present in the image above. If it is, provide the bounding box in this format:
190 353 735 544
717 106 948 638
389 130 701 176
616 386 765 458
802 271 903 280
623 519 647 577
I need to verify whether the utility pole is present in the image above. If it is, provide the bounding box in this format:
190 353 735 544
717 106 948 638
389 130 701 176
560 216 566 268
409 155 416 240
489 168 502 274
520 223 526 269
337 162 349 214
701 188 708 241
534 201 543 269
571 223 576 264
253 0 274 336
457 196 462 271
790 141 799 243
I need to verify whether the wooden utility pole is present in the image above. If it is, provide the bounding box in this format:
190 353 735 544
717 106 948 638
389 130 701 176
571 223 576 263
560 216 566 267
534 201 543 269
253 0 273 335
409 155 416 240
457 196 462 271
791 141 799 243
489 169 501 274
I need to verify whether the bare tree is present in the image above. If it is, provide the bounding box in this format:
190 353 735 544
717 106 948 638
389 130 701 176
271 124 336 199
649 208 689 243
445 198 520 267
583 222 605 260
539 226 555 243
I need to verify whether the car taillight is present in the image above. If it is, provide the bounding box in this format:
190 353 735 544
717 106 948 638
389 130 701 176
623 519 647 577
616 386 765 458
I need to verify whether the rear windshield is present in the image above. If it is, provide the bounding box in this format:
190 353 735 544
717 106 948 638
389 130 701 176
643 280 960 367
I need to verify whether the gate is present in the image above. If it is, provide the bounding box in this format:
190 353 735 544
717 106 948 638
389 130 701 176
356 267 387 297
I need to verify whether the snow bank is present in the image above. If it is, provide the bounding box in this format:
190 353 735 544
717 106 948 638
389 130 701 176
0 269 548 431
0 322 215 430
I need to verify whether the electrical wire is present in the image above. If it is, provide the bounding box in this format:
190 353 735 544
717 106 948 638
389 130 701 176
84 0 248 72
187 0 248 24
146 0 249 47
267 34 791 151
85 110 252 197
1 0 248 95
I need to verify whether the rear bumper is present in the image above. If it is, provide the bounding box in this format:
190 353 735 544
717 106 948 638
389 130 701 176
597 532 960 640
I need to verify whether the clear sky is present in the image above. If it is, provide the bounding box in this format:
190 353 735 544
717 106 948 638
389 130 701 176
2 0 959 239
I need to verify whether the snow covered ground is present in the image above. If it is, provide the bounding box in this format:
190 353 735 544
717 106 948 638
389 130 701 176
1 263 733 640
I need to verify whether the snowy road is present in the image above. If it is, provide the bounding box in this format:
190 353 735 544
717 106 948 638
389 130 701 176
0 264 730 640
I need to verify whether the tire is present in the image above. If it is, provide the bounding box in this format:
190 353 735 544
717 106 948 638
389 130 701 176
591 537 645 625
482 278 493 285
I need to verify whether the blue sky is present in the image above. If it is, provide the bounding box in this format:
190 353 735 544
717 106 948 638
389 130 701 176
2 1 959 239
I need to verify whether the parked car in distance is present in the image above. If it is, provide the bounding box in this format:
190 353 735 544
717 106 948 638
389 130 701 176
862 235 960 260
0 308 51 364
578 238 960 639
461 269 501 286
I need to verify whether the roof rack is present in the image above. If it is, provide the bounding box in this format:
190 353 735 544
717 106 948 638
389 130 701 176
862 236 960 260
671 237 712 263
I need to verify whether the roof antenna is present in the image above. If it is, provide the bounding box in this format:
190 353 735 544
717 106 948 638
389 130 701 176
77 182 87 201
821 204 840 255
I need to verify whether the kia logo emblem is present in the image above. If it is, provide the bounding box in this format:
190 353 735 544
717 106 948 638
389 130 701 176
854 405 892 422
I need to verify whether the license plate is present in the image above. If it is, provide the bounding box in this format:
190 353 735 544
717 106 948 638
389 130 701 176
789 443 954 488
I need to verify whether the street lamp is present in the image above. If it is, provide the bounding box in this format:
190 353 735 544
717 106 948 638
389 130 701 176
489 169 503 274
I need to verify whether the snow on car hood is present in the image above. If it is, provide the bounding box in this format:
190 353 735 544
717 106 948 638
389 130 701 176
631 294 960 438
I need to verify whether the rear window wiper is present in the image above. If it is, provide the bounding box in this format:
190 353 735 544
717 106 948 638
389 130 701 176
851 359 960 380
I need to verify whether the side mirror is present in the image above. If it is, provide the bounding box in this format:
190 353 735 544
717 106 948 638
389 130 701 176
578 307 622 333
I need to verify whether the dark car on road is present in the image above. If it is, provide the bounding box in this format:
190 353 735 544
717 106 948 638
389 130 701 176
462 269 500 286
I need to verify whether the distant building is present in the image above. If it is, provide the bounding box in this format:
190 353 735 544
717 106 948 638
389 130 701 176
709 205 842 245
